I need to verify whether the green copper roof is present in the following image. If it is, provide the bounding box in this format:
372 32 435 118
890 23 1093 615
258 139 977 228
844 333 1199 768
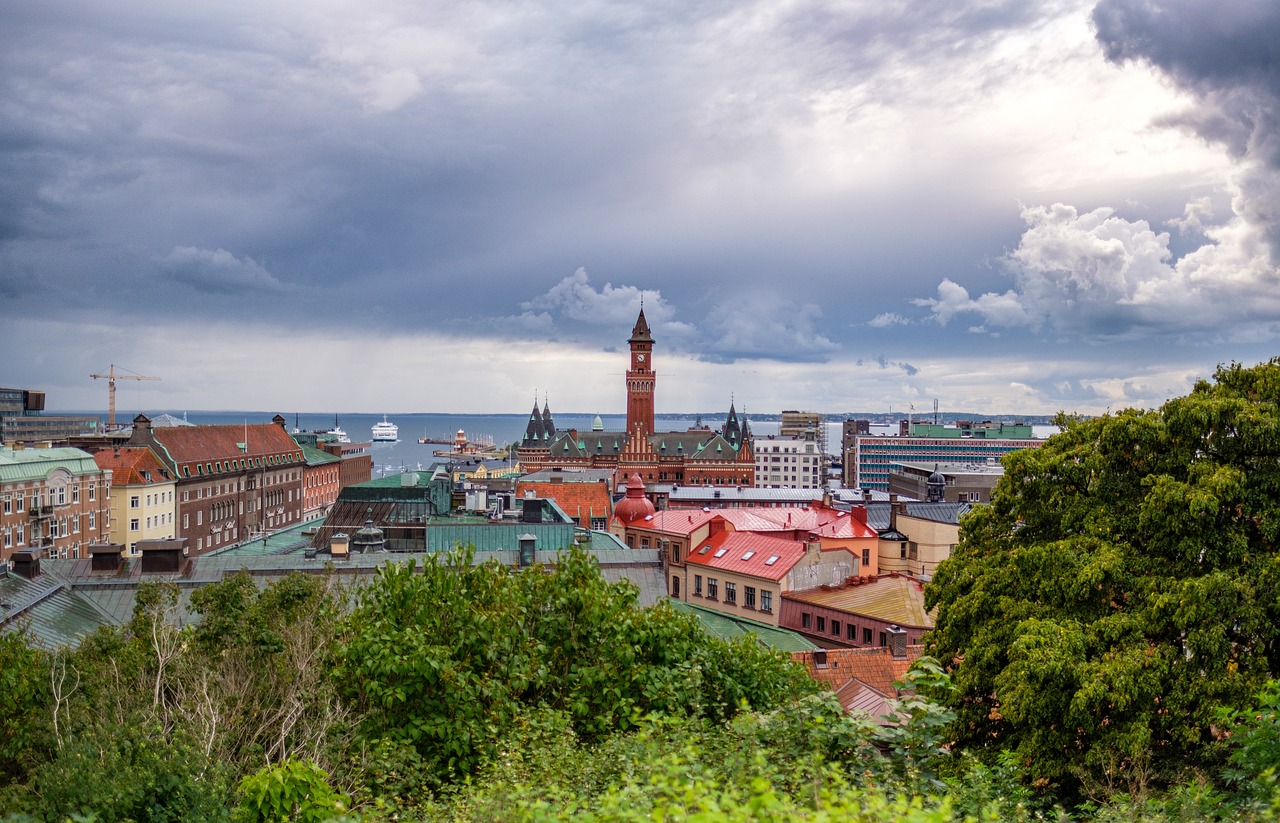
666 599 818 652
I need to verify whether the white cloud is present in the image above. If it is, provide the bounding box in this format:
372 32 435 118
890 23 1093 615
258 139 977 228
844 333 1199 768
868 312 909 328
519 268 693 337
916 199 1280 340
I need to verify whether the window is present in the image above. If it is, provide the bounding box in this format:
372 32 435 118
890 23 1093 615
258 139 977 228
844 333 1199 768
3 527 10 547
879 632 887 647
831 619 841 636
862 548 870 567
671 576 680 598
816 616 826 632
908 541 919 560
725 582 736 604
741 551 755 560
670 543 680 563
802 612 811 629
15 496 23 512
744 586 756 609
197 511 203 525
847 623 856 641
760 590 772 612
765 555 780 566
183 513 189 529
88 512 96 530
130 518 140 532
899 541 908 558
694 575 702 595
72 515 80 534
713 547 728 558
73 485 81 503
863 627 873 644
88 482 96 501
130 496 140 509
706 578 718 600
1 495 8 514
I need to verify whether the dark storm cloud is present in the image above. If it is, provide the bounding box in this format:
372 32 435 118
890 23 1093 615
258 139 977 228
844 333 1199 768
1093 0 1280 254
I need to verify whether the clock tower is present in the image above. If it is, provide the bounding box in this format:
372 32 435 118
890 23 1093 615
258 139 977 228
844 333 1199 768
626 308 656 437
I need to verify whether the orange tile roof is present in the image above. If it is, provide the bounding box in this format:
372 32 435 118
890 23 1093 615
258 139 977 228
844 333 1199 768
792 645 924 698
93 448 172 485
518 480 613 522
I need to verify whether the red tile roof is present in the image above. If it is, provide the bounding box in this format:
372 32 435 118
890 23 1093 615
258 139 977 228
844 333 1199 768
792 645 926 717
518 480 613 523
93 448 172 486
147 423 303 468
684 529 808 581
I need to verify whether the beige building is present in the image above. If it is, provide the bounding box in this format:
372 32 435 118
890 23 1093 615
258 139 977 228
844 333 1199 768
878 511 960 580
1 445 111 563
94 448 178 555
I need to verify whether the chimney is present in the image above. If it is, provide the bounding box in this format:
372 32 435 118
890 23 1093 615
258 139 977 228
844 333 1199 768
138 537 187 574
886 624 908 660
518 533 536 568
890 494 905 531
330 533 350 559
10 549 40 579
88 542 126 573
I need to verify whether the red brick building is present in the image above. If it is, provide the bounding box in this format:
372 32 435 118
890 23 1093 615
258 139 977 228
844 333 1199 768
126 414 306 555
517 309 755 487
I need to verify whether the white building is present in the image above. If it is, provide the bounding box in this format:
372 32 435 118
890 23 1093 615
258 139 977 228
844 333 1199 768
753 436 823 489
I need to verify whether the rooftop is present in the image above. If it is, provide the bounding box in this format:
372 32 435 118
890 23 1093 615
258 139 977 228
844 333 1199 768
784 574 934 629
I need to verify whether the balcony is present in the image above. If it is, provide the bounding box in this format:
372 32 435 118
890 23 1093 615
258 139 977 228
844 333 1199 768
28 504 54 519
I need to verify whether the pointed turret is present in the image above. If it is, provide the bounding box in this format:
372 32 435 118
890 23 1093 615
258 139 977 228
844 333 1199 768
629 307 653 343
522 399 543 445
540 400 556 441
723 401 741 447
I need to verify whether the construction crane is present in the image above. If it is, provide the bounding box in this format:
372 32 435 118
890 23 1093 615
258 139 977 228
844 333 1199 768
90 365 161 431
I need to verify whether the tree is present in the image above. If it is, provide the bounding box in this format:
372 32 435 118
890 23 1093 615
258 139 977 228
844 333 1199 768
926 359 1280 802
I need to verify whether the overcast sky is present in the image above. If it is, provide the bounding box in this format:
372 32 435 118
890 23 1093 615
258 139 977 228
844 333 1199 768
5 0 1278 417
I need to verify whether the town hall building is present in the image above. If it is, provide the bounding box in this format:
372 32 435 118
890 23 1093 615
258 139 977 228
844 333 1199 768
516 310 755 487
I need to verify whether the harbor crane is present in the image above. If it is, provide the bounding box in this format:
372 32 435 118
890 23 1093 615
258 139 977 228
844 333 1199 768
90 364 161 431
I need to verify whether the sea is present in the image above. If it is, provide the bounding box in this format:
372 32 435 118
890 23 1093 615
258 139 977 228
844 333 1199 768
85 411 1058 476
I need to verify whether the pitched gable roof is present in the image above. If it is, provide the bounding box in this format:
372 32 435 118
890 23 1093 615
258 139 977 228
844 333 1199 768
93 447 172 485
685 530 808 581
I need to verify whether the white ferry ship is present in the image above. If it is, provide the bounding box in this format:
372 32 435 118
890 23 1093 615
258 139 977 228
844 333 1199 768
371 415 399 442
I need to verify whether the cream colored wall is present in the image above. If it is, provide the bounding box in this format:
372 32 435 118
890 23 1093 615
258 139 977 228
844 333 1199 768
682 566 782 626
114 481 178 555
876 514 959 579
784 544 857 593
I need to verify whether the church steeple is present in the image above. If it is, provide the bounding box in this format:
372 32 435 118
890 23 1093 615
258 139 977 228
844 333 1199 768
723 400 741 447
625 307 656 438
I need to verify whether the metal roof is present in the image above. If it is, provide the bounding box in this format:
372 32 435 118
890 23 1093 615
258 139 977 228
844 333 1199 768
667 599 818 652
0 446 105 483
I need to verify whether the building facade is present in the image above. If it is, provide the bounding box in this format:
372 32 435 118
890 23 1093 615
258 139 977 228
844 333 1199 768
753 436 823 489
93 448 178 555
517 310 755 488
0 387 101 444
126 414 306 555
849 426 1041 492
1 445 111 563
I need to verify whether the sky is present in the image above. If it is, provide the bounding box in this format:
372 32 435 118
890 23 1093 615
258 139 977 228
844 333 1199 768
4 0 1279 417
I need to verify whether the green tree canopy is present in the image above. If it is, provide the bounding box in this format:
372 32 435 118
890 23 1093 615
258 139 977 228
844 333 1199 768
926 359 1280 800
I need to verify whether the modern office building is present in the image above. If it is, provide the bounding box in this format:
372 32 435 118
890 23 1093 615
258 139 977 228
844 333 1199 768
0 387 100 444
848 422 1041 493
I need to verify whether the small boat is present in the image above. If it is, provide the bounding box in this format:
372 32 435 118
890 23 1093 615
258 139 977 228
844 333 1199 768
372 415 399 442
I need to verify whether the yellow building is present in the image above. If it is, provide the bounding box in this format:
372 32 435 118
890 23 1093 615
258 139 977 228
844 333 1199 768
94 448 178 555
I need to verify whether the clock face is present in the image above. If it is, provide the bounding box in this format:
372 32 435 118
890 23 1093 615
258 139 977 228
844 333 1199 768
637 353 645 362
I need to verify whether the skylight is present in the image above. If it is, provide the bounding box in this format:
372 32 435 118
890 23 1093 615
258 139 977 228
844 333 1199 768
764 555 780 566
742 551 755 560
713 548 728 558
699 545 711 554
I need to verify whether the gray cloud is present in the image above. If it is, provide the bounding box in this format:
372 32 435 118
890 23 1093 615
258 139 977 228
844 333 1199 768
160 247 287 295
1094 0 1280 257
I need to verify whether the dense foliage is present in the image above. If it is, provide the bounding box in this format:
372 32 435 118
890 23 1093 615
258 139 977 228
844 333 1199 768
927 358 1280 803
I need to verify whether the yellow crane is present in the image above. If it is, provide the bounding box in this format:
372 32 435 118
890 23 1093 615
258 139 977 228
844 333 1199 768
90 365 161 431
